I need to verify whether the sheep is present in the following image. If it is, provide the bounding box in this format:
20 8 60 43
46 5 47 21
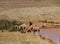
28 25 40 34
27 29 31 33
20 23 27 29
18 23 27 33
32 26 40 35
13 25 19 31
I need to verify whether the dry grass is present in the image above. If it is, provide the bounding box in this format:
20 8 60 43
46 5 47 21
0 7 60 22
0 7 60 28
0 32 55 44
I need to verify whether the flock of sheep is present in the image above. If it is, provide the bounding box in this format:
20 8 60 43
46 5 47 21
14 23 40 35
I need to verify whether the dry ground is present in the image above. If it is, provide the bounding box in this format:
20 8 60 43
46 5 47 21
0 32 55 44
0 0 60 10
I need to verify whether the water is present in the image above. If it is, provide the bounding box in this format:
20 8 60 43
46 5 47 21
40 28 60 44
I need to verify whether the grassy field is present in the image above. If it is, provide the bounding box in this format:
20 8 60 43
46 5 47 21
0 7 60 22
0 32 55 44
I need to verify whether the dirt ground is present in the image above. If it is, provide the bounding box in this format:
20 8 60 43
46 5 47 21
0 32 55 44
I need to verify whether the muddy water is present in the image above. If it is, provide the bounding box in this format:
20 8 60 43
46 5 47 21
40 28 60 44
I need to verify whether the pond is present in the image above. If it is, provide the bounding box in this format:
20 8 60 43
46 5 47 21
40 28 60 44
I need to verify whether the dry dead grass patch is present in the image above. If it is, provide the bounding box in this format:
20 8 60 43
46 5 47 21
0 32 56 44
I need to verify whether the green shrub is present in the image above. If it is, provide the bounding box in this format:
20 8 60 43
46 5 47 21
0 19 23 32
0 19 11 32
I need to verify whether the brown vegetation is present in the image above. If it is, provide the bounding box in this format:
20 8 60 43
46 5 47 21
0 32 56 44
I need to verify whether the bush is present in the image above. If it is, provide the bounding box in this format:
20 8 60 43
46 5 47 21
0 19 11 32
0 19 23 32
